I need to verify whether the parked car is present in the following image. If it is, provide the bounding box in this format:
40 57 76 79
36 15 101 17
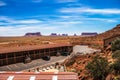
61 52 70 56
42 56 51 61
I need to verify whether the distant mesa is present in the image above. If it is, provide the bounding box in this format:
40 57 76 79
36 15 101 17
25 32 41 36
50 33 68 36
61 34 68 36
81 32 98 36
50 33 57 36
74 34 77 36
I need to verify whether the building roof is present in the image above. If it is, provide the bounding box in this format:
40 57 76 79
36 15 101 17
0 72 78 80
0 44 72 54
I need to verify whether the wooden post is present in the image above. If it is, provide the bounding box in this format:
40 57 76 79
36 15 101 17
49 48 50 56
43 49 45 56
6 54 8 65
34 50 36 59
14 53 16 63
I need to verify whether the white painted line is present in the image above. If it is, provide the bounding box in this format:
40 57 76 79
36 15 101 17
29 76 36 80
7 76 14 80
52 76 58 80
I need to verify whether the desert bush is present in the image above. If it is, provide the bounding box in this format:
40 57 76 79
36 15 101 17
77 61 81 64
111 38 120 52
113 76 120 80
112 50 120 59
65 58 75 66
112 59 120 75
111 38 120 75
69 68 77 72
85 55 110 80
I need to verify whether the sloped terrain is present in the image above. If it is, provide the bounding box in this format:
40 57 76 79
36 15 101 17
96 24 120 39
71 24 120 49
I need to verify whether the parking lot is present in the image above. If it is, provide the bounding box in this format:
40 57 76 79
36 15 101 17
0 56 67 71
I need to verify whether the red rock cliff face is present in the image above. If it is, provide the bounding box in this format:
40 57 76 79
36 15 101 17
71 24 120 48
71 37 103 49
96 24 120 39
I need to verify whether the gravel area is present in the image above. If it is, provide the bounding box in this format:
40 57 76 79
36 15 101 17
73 45 101 54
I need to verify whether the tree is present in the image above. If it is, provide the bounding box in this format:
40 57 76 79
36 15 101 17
111 38 120 75
111 59 120 75
111 38 120 52
85 55 110 80
111 50 120 75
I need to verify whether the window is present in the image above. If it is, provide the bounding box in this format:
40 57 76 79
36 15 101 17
0 54 6 59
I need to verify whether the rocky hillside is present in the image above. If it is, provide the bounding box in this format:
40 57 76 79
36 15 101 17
96 24 120 39
71 24 120 48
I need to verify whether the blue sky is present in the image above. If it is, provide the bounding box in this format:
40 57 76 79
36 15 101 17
0 0 120 36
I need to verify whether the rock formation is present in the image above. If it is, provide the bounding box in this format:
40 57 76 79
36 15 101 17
71 24 120 49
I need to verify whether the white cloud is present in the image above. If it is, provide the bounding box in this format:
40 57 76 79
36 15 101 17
80 18 118 22
60 7 120 14
0 18 83 36
59 16 71 19
0 1 6 6
56 0 77 3
0 25 58 36
0 26 36 36
32 0 42 3
16 19 42 24
58 15 118 23
59 15 84 19
0 16 42 24
106 20 117 23
0 16 15 23
42 26 57 30
54 21 82 25
0 15 118 36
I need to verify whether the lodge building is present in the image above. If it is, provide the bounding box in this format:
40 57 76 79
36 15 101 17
0 44 73 66
104 34 120 48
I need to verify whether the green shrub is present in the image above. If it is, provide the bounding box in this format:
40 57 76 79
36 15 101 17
68 68 77 72
111 58 120 75
111 38 120 52
65 59 75 66
77 61 81 64
111 38 120 75
85 55 110 80
112 50 120 59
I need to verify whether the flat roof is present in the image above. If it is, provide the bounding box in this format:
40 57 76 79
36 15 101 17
0 44 72 54
0 72 78 80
